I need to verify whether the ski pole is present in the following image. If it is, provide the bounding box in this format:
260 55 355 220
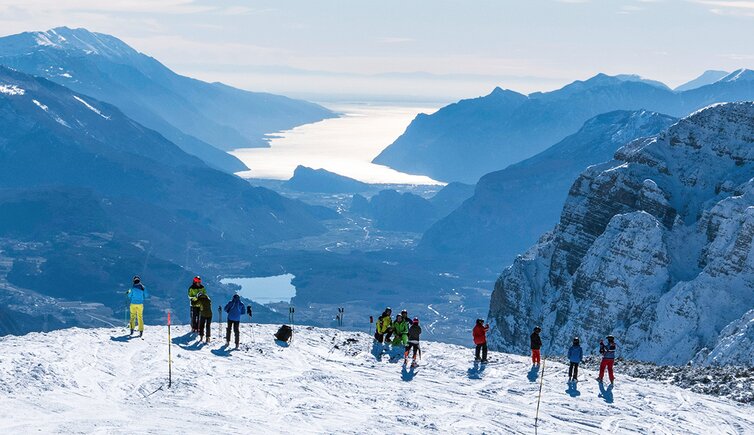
246 305 254 343
289 306 295 344
218 305 222 341
369 316 373 335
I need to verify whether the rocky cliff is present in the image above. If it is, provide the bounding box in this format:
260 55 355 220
488 102 754 365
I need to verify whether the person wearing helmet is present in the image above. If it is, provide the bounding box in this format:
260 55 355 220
188 276 207 333
401 309 413 326
196 293 213 343
567 337 583 382
405 317 421 366
391 314 409 347
597 335 617 384
126 276 149 337
530 326 542 366
375 307 393 343
473 318 490 363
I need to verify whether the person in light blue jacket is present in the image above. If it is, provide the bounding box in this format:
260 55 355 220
223 294 246 349
127 276 149 337
567 337 583 382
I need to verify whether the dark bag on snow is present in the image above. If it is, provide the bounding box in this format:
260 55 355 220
275 324 293 342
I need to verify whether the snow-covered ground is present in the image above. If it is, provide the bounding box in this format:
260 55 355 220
1 325 752 434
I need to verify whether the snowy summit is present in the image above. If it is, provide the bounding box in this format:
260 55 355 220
0 325 751 434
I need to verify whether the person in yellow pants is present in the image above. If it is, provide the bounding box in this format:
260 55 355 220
127 276 149 337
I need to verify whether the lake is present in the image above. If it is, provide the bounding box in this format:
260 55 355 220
221 274 297 304
230 103 442 185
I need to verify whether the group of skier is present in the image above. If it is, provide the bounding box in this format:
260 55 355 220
126 275 251 350
373 307 422 366
128 277 619 381
530 325 618 384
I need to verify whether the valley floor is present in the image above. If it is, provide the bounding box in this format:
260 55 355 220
1 325 752 434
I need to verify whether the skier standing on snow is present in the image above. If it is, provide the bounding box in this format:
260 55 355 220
224 294 245 349
196 293 213 343
405 317 421 365
567 337 583 382
530 326 542 366
188 276 207 333
375 307 393 343
401 309 413 326
597 335 617 384
392 314 409 347
473 319 490 363
127 276 149 337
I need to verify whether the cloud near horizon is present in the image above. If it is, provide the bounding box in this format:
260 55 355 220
0 0 751 99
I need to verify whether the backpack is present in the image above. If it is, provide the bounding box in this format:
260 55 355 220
275 324 293 342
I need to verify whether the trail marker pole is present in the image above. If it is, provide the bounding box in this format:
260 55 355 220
167 312 172 389
534 356 547 434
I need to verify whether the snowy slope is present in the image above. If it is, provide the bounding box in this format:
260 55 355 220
1 325 752 434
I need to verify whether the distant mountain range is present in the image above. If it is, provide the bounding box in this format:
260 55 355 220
420 110 677 268
0 66 330 334
373 69 754 183
349 183 474 233
675 70 730 92
0 27 335 173
487 102 754 365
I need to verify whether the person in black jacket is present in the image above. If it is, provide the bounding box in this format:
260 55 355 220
404 317 421 366
530 326 542 366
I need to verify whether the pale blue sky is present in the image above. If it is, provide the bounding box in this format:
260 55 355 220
0 0 752 100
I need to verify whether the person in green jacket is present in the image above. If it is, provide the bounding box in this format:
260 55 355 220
196 293 213 343
392 314 409 346
188 276 207 333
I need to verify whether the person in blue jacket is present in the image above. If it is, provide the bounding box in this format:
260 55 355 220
567 336 583 382
224 294 246 349
127 276 149 337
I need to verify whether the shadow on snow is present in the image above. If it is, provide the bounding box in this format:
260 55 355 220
467 361 487 379
598 382 614 403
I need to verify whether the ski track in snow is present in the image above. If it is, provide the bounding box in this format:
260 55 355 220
0 325 752 434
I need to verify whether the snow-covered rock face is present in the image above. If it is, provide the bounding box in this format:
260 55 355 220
488 102 754 365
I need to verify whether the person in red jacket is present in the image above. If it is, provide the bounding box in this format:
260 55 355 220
472 318 490 363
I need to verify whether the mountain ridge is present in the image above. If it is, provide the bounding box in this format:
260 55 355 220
374 70 754 182
419 109 677 268
0 26 336 172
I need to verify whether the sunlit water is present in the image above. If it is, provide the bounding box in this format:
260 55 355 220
231 103 442 185
221 274 297 304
